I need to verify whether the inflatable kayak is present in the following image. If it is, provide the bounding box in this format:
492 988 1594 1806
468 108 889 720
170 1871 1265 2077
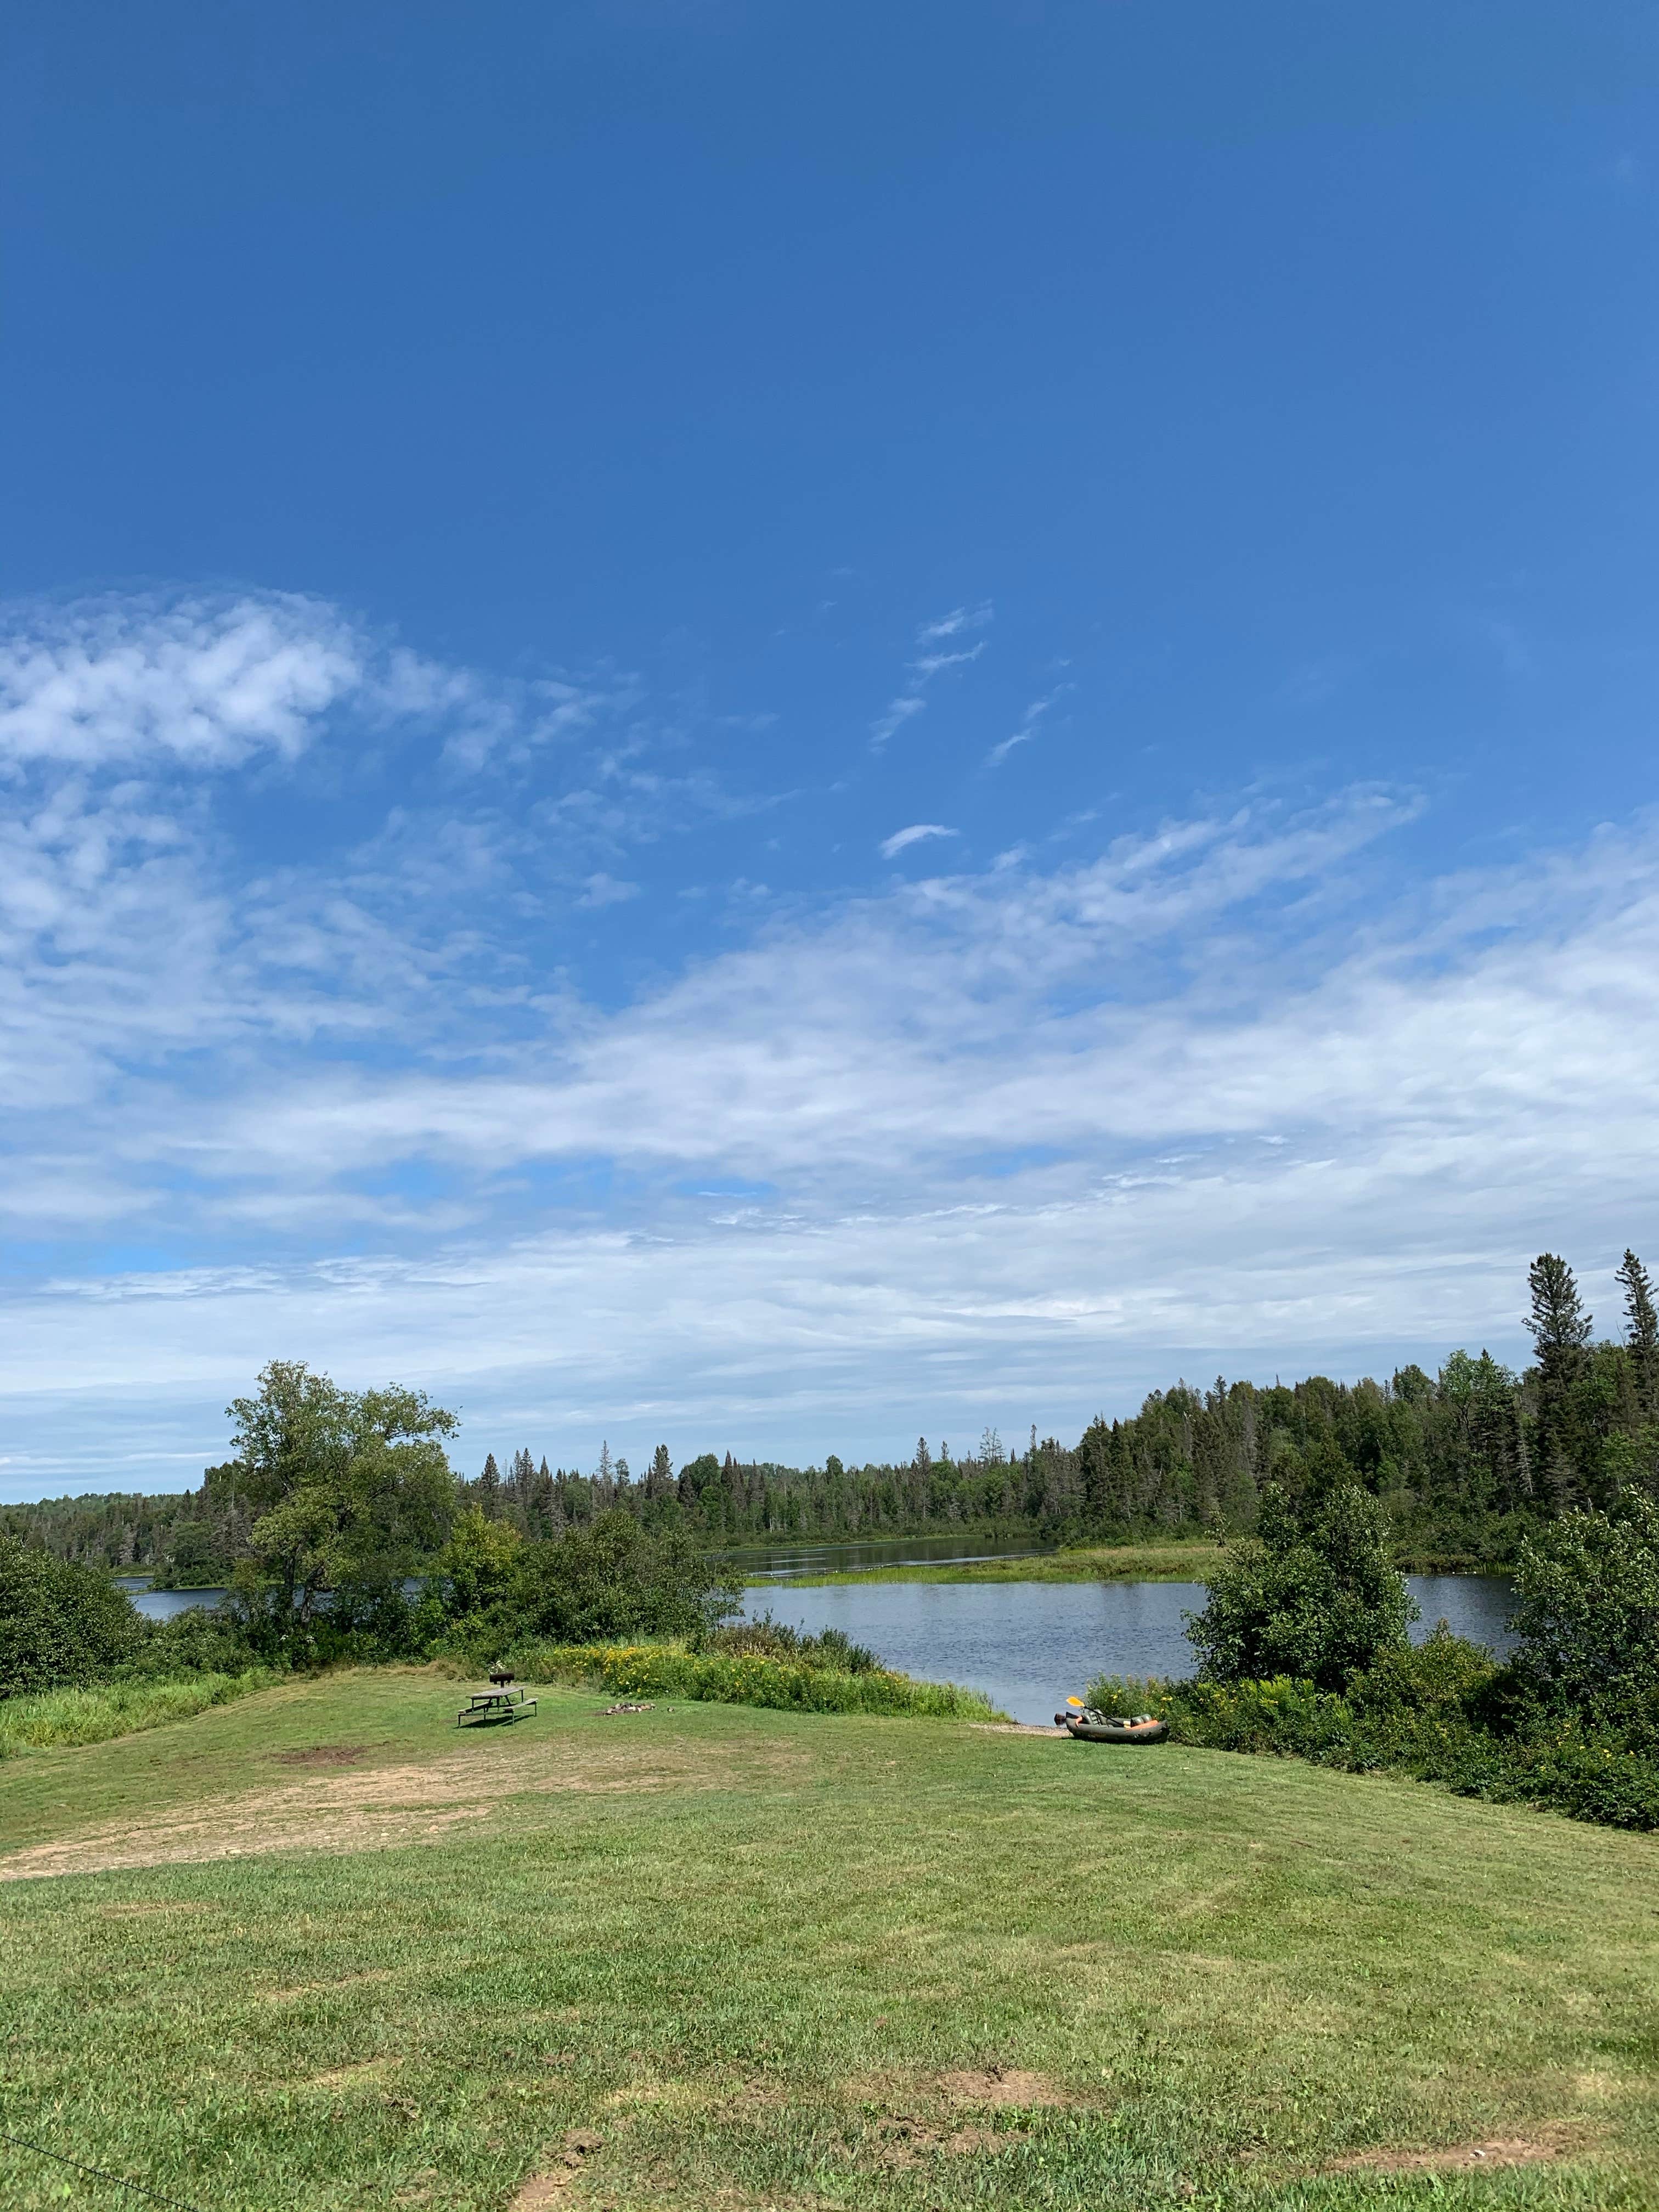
1055 1708 1169 1745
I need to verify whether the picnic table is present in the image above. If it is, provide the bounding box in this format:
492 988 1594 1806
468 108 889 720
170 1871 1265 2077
456 1686 538 1726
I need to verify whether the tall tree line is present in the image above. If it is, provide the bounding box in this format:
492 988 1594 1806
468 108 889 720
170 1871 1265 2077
9 1252 1658 1573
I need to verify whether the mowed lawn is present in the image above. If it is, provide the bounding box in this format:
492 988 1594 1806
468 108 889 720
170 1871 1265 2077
2 1671 1656 2211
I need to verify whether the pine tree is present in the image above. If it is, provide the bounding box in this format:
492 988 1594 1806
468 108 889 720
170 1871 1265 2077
1527 1253 1593 1361
1526 1254 1593 1507
1618 1249 1659 1419
646 1444 673 1503
477 1452 501 1517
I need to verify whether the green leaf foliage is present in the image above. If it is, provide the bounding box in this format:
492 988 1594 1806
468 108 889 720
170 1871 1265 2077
0 1534 143 1696
215 1360 459 1644
1186 1461 1418 1692
508 1511 742 1645
1510 1487 1659 1748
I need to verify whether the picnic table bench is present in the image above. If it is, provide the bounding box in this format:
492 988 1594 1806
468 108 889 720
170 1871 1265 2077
456 1688 538 1726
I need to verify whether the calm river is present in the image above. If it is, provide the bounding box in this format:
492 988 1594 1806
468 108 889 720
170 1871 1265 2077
739 1573 1516 1725
121 1565 1516 1728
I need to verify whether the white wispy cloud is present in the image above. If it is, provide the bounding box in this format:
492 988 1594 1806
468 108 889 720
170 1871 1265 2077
987 685 1067 768
879 823 958 860
916 602 994 643
911 646 985 680
5 587 1659 1491
869 603 994 750
578 872 640 909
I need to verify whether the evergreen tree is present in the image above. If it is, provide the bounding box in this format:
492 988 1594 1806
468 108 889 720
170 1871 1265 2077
646 1444 673 1503
1527 1252 1593 1361
1618 1249 1659 1419
1526 1253 1593 1505
477 1452 501 1517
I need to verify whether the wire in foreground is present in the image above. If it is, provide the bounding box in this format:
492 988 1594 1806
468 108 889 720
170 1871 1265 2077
0 2126 213 2212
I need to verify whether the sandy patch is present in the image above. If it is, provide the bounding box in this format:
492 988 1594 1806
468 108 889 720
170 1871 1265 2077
510 2130 605 2208
1 1734 805 1883
868 2117 1017 2168
274 1743 374 1767
1333 2128 1575 2174
940 2066 1064 2108
968 1723 1066 1738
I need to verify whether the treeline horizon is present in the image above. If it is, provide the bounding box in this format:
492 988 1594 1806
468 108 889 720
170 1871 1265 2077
7 1248 1657 1581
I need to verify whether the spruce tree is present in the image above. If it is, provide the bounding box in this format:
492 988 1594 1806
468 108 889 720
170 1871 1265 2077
1617 1249 1659 1419
1526 1254 1592 1507
477 1452 501 1517
1526 1252 1592 1361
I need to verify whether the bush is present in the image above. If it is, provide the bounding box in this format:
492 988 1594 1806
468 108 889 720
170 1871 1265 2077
1089 1630 1659 1832
0 1535 143 1695
501 1639 1006 1720
121 1605 265 1680
1187 1479 1417 1692
708 1613 881 1674
1509 1488 1659 1750
508 1512 742 1646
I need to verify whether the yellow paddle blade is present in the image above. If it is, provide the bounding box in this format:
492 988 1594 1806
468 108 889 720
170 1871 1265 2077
1066 1695 1085 1708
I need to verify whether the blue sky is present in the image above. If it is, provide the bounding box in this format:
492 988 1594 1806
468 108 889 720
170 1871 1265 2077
3 1 1658 1496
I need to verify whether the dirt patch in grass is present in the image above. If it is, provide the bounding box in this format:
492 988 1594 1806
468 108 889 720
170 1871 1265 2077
510 2129 605 2208
274 1743 373 1767
1332 2128 1577 2174
0 1733 808 1882
940 2066 1065 2108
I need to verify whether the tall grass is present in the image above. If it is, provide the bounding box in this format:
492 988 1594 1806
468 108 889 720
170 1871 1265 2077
502 1639 1007 1720
0 1667 278 1757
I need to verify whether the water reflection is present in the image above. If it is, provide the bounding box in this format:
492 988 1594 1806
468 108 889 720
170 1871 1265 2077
725 1534 1053 1581
117 1566 1517 1728
741 1575 1516 1726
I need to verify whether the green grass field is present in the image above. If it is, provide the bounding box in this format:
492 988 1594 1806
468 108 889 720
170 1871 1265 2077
752 1540 1228 1587
3 1667 1657 2211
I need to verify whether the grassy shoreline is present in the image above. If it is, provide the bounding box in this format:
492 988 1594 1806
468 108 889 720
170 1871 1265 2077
3 1668 1656 2209
745 1539 1517 1587
750 1540 1228 1586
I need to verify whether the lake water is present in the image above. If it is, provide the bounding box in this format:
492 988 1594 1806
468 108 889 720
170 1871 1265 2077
120 1577 229 1622
119 1568 1516 1727
740 1574 1517 1726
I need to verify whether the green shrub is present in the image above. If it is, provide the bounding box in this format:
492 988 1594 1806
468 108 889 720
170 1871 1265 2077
1088 1632 1659 1832
509 1513 742 1645
707 1613 881 1673
122 1605 264 1680
0 1534 143 1695
1509 1488 1659 1750
500 1639 1006 1720
1187 1478 1417 1691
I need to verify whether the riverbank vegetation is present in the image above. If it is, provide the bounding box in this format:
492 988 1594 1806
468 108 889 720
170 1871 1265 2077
11 1248 1658 1580
769 1539 1232 1585
1091 1455 1659 1832
4 1669 1658 2209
